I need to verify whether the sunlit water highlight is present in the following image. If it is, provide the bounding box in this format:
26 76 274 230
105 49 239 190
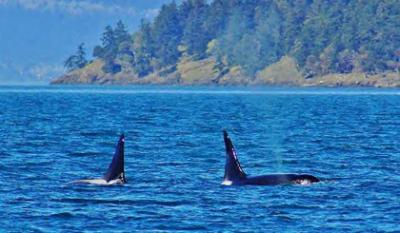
0 86 399 232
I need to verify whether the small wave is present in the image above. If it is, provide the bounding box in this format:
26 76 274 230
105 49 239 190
155 162 187 166
6 197 34 204
79 130 115 137
48 212 74 218
202 158 220 163
52 198 192 207
275 214 296 221
155 224 208 231
68 151 98 157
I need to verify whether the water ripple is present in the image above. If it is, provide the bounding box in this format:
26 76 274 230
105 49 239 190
1 86 400 232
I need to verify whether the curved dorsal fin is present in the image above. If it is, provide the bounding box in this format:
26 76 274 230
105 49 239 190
223 130 247 181
103 134 126 183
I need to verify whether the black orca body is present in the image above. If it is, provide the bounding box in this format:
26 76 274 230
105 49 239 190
222 131 319 186
75 134 126 185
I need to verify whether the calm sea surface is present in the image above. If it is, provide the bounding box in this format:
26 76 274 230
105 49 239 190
1 86 400 232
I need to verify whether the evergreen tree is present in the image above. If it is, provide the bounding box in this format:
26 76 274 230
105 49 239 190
84 0 400 77
93 24 126 73
219 7 252 67
254 2 283 72
64 43 88 71
204 0 228 39
133 20 154 76
182 0 210 58
152 2 182 68
114 20 131 46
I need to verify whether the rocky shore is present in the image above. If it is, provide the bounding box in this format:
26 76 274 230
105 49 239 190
51 56 400 88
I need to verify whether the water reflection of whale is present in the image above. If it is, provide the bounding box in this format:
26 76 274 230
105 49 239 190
75 134 126 185
222 131 319 186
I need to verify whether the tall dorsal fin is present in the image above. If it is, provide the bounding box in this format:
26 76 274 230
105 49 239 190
223 130 247 181
103 134 126 183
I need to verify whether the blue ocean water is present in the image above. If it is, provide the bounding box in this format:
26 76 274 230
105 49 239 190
1 86 400 232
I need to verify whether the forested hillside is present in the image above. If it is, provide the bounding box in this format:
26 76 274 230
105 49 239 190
54 0 400 85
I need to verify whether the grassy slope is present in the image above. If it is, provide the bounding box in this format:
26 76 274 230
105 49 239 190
51 57 400 87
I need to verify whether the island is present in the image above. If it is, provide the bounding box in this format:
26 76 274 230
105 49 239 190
52 0 400 87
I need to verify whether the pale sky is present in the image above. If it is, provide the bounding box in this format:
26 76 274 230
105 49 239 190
0 0 174 84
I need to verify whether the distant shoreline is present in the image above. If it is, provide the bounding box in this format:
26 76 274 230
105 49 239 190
50 73 400 88
7 86 400 94
51 57 400 88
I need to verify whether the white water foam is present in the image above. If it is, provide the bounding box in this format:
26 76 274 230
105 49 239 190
295 179 312 186
74 178 123 185
221 180 233 186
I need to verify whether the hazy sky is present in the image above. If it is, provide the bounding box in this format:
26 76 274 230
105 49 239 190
0 0 174 84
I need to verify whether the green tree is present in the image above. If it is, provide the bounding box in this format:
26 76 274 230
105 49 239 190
152 2 182 68
114 20 131 46
218 8 251 66
254 2 283 71
92 25 117 62
93 24 126 74
101 25 117 58
133 19 154 76
204 0 228 38
85 0 400 78
182 0 210 58
64 43 88 71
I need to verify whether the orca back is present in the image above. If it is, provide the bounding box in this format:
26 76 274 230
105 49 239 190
103 134 126 183
223 130 247 181
243 174 320 186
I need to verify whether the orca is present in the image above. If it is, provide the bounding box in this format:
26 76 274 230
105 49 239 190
75 134 126 185
222 130 319 186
